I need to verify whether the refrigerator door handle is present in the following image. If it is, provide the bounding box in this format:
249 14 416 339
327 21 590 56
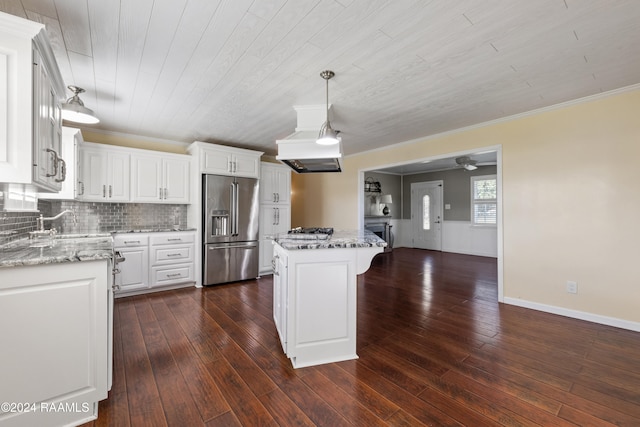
232 181 239 236
208 242 257 250
232 182 237 236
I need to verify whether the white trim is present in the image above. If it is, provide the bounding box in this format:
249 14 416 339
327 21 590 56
346 83 640 159
504 297 640 333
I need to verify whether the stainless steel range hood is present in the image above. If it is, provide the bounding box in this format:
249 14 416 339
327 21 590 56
276 105 342 173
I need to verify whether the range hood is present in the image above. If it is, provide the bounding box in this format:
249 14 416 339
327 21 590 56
276 105 342 173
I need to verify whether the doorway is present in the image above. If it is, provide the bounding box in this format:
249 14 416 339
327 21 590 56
410 181 443 250
357 145 503 303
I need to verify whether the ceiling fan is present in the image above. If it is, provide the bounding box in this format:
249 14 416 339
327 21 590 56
455 156 479 171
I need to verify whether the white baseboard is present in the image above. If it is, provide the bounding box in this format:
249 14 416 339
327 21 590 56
504 297 640 332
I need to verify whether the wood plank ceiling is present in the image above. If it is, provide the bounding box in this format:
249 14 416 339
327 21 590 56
2 0 640 156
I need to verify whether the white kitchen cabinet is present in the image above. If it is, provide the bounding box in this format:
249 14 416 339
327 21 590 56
38 127 82 200
0 259 110 426
113 235 149 293
130 152 190 204
190 141 262 178
260 162 291 204
32 46 63 191
0 13 66 192
149 232 195 287
114 231 195 297
77 142 130 202
259 162 291 274
259 205 291 274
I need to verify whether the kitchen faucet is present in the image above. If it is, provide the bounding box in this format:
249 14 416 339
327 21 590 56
31 209 77 239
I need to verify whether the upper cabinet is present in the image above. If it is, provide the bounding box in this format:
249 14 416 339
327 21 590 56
260 162 291 205
131 152 190 204
189 141 262 178
77 141 190 204
77 143 130 202
38 127 83 200
0 12 66 192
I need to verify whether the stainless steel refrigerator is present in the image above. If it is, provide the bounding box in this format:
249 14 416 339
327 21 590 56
202 174 259 285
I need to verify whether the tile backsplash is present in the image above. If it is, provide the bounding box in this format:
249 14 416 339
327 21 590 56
0 211 39 245
0 196 188 245
42 201 188 233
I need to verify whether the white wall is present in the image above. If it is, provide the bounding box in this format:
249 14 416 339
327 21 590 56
392 219 497 258
292 87 640 330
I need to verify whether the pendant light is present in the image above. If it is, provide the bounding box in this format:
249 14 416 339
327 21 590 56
61 85 100 124
316 70 339 145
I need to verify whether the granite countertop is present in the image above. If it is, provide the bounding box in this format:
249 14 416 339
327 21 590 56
274 229 387 250
0 234 114 268
0 228 198 268
110 228 196 234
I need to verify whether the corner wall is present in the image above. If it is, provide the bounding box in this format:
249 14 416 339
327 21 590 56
291 88 640 326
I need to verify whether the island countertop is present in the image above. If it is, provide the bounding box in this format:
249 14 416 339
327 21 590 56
0 234 114 268
273 229 387 250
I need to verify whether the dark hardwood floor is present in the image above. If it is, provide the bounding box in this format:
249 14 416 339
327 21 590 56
82 248 640 426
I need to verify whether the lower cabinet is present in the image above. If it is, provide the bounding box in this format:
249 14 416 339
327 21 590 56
0 260 110 427
149 233 195 286
114 235 149 293
114 231 195 297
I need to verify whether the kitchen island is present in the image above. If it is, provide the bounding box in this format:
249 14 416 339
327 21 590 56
272 230 386 368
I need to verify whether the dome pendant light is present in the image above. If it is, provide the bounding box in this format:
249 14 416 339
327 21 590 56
316 70 340 145
61 85 100 124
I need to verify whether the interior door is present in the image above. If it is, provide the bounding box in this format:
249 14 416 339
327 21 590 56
411 181 443 250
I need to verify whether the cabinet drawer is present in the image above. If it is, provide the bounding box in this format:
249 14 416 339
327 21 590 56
151 245 194 265
114 234 149 247
150 233 195 245
151 264 194 286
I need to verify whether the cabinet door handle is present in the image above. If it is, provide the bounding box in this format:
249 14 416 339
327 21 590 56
109 185 112 198
276 208 280 225
103 185 106 198
159 187 163 200
273 208 277 226
166 253 182 257
45 148 59 178
124 240 140 244
55 157 66 183
78 181 85 196
164 187 168 199
167 238 182 242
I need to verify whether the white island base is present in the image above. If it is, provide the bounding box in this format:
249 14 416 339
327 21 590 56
272 231 385 369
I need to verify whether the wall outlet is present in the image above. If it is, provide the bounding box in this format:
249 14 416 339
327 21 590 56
566 280 578 294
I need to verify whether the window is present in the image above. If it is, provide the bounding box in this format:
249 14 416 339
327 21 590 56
422 195 430 230
471 175 497 225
